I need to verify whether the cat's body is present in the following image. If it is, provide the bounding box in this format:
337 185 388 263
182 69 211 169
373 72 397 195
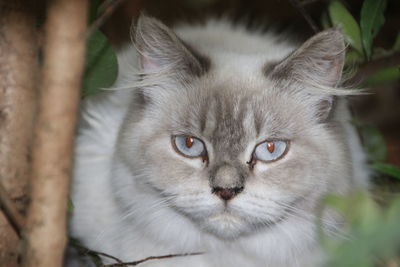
70 16 368 267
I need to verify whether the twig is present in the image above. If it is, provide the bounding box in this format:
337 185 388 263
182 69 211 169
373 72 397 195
89 251 125 264
0 182 24 238
86 0 127 38
299 0 323 6
101 252 204 267
23 0 88 266
288 0 319 33
72 243 124 264
97 0 120 14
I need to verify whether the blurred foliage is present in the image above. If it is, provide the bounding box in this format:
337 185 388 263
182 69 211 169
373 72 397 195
82 0 118 97
324 0 399 177
372 163 400 180
323 192 400 267
83 29 118 97
364 66 400 87
360 0 387 60
68 198 74 213
88 0 102 22
324 0 400 88
393 33 400 51
322 0 400 265
328 0 364 56
360 125 387 163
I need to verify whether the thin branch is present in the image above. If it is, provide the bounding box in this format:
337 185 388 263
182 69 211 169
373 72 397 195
288 0 319 33
86 0 127 38
299 0 323 6
0 182 24 238
346 51 400 87
101 252 204 267
89 251 124 264
72 243 124 264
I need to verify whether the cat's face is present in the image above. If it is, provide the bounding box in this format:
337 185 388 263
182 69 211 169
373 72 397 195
117 16 351 240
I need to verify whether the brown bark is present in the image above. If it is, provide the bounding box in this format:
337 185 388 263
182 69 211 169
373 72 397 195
0 183 24 237
23 0 88 266
0 1 38 266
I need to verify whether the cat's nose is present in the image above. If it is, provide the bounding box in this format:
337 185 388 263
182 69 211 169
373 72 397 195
212 186 243 201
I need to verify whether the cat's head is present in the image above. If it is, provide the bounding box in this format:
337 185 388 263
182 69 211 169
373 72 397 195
116 15 353 240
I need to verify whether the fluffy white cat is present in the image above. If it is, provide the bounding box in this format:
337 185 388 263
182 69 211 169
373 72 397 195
70 15 369 267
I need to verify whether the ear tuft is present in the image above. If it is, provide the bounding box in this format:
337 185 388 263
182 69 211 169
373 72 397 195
133 14 210 76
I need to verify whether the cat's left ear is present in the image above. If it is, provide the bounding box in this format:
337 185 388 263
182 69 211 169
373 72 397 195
133 15 210 77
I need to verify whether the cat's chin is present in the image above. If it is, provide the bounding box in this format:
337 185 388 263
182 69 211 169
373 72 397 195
200 212 250 240
194 206 288 240
197 211 282 241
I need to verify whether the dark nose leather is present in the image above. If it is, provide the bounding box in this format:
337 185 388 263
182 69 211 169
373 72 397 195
212 187 243 201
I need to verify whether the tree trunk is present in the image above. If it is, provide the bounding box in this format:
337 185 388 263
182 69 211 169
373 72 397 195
0 1 38 266
22 0 88 266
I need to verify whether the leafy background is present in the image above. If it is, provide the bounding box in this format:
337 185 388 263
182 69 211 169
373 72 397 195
81 0 400 266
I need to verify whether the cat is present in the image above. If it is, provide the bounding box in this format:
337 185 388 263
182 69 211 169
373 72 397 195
70 14 369 267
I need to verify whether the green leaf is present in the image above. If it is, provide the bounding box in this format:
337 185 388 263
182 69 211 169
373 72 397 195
83 30 118 97
321 11 332 29
372 162 400 179
345 49 364 65
360 0 387 60
386 198 400 221
68 198 74 213
363 66 400 87
322 191 400 266
360 125 387 162
329 0 364 56
89 0 102 23
393 31 400 51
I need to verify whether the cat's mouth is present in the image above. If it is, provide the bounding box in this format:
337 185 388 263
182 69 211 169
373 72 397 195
169 194 299 240
198 195 306 240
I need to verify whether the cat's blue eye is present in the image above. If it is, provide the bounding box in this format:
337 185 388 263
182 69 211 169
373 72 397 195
172 135 207 159
253 140 288 163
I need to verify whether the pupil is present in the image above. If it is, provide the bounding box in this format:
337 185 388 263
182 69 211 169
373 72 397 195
267 142 275 153
186 136 194 148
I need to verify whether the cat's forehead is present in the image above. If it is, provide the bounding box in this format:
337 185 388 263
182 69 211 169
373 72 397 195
170 78 304 152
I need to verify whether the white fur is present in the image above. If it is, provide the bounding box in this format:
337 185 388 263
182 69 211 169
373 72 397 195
70 19 368 266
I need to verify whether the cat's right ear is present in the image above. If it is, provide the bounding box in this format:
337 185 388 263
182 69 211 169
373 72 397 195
269 28 345 89
269 29 346 122
133 15 210 76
